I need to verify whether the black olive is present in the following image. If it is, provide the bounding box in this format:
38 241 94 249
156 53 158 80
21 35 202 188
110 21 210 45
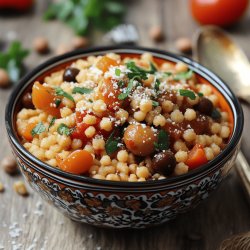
21 92 34 109
152 151 176 176
63 67 80 82
195 97 213 116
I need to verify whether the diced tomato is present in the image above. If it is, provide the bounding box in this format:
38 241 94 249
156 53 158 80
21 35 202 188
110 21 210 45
32 81 61 117
20 122 36 141
96 56 118 72
56 150 93 174
99 78 122 111
186 144 208 170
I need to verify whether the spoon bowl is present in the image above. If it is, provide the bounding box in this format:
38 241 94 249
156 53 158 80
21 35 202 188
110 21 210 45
194 26 250 104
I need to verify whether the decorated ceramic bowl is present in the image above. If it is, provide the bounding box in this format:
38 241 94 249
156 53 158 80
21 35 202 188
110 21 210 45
5 47 243 228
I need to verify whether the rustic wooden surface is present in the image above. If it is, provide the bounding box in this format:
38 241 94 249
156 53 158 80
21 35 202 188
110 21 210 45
0 1 250 249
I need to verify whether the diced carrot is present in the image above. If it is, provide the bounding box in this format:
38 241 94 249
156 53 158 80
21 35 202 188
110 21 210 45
186 144 208 169
57 150 93 174
99 78 122 111
32 81 61 117
96 56 118 72
20 122 36 141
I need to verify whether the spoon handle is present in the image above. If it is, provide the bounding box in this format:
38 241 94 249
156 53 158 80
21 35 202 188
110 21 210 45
235 150 250 201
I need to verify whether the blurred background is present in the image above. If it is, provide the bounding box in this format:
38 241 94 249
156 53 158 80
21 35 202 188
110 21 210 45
1 1 250 250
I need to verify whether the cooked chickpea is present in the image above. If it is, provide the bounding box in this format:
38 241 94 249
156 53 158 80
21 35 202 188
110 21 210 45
123 125 157 156
204 147 215 161
170 110 184 123
175 62 188 73
153 114 166 127
93 100 107 113
136 166 150 179
183 129 196 142
134 111 146 122
100 117 113 132
140 100 153 113
85 126 96 138
100 155 111 166
92 138 105 150
116 109 129 124
162 100 174 113
184 109 196 121
83 115 97 125
117 150 129 163
220 126 230 138
174 163 189 175
175 151 188 163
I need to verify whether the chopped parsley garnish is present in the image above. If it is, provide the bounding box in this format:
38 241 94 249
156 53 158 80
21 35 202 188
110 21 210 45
117 80 125 88
48 117 56 131
115 68 121 76
118 78 134 100
152 101 159 107
55 87 74 102
198 92 204 97
31 122 46 137
72 86 93 94
105 131 120 155
154 79 160 92
163 72 172 77
55 99 61 108
174 70 193 81
126 61 157 80
154 130 169 151
57 123 74 136
179 89 196 100
211 109 222 120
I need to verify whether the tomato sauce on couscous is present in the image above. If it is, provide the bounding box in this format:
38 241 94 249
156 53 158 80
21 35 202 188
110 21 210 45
16 53 232 181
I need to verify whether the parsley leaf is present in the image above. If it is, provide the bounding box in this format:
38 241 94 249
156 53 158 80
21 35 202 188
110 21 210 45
43 0 125 35
55 99 61 108
126 61 157 80
115 68 121 76
31 122 46 137
174 70 193 81
198 92 204 97
118 78 134 100
57 123 74 136
0 41 29 83
152 101 159 107
72 86 93 94
154 130 169 151
211 109 222 120
154 79 160 92
55 87 74 102
48 117 56 131
105 131 120 155
117 80 125 88
179 89 196 100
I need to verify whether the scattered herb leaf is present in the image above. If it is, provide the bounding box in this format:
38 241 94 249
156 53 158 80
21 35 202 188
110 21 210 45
115 68 121 76
174 70 193 81
105 131 120 155
152 101 159 107
31 122 46 137
118 78 134 100
198 92 204 97
163 72 172 77
48 117 56 130
154 79 160 92
179 89 196 100
57 123 74 136
126 61 157 80
55 87 74 102
0 41 29 83
154 130 169 151
72 86 93 94
117 80 125 88
43 0 125 35
55 99 61 108
211 109 222 120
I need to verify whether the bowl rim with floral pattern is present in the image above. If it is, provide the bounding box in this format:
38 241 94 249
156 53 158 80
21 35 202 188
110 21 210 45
5 46 244 188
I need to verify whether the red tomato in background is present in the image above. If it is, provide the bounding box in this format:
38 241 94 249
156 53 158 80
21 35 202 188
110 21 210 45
190 0 249 26
0 0 33 10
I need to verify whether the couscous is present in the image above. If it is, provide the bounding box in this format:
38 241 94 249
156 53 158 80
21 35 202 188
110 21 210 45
16 53 232 181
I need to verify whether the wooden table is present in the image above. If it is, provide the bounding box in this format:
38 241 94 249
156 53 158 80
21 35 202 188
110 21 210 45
1 1 250 249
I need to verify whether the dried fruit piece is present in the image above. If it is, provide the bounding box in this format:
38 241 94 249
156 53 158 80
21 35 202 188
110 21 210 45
149 26 164 42
72 36 89 49
175 37 192 53
33 37 49 54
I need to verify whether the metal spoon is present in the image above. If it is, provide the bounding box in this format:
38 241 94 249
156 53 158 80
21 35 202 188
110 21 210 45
193 25 250 201
193 25 250 104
